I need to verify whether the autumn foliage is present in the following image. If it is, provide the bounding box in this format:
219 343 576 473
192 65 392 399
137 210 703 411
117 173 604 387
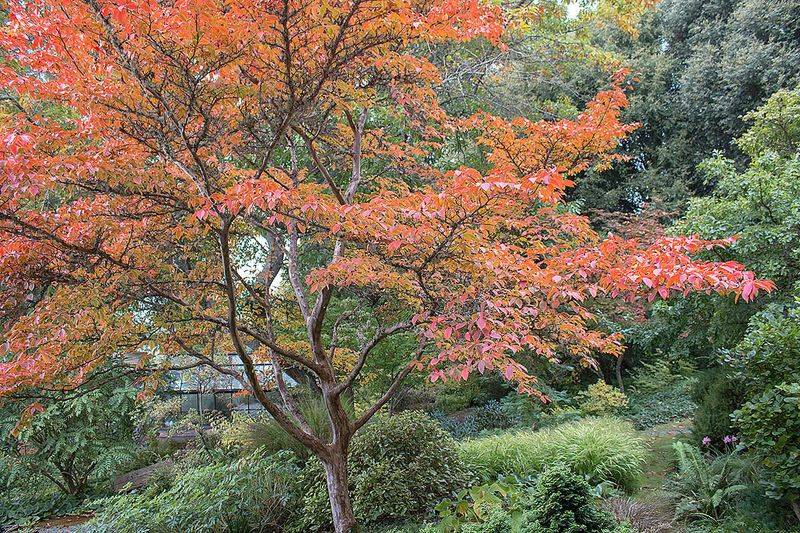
0 0 773 529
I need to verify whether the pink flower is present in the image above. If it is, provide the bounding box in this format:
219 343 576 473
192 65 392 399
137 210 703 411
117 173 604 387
723 435 733 444
702 436 711 446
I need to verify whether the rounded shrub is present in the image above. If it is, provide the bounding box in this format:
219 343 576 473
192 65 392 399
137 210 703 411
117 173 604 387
520 462 617 533
290 411 474 531
578 381 629 416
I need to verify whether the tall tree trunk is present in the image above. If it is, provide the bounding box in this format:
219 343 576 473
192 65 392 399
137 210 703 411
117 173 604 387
322 452 357 533
615 352 625 393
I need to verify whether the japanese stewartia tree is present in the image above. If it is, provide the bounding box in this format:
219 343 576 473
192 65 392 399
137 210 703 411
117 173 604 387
0 0 773 530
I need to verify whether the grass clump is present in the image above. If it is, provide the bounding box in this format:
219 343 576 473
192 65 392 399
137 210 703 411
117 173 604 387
459 417 645 492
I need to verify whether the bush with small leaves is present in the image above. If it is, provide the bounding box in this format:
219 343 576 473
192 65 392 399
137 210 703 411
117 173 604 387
433 400 522 439
578 381 629 416
626 379 697 430
691 369 744 446
289 411 474 531
520 462 617 533
629 359 695 394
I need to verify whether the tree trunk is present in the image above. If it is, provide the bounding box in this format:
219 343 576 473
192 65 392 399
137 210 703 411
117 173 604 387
615 352 625 393
323 453 357 533
791 497 800 523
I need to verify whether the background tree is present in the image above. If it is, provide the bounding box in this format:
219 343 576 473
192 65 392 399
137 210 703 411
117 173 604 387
577 0 800 212
0 0 773 530
0 380 137 498
639 88 800 365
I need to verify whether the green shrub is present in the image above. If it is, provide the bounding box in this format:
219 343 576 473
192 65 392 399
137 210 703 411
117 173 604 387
434 465 620 533
629 359 695 394
432 400 522 439
86 450 299 532
433 376 509 414
498 392 542 426
730 305 800 392
735 382 800 503
290 411 474 531
434 475 534 531
683 484 797 532
537 406 583 429
578 381 629 416
459 417 645 492
0 458 80 527
0 384 138 499
691 369 745 446
460 508 515 533
520 462 617 533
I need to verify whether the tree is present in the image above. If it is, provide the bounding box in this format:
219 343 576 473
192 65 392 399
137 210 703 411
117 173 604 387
0 1 773 530
641 87 800 364
430 0 658 121
577 0 800 212
0 381 137 498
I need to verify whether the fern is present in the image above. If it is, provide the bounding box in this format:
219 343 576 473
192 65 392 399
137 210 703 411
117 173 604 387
669 442 750 522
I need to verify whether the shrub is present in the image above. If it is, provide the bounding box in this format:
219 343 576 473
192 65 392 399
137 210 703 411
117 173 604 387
629 359 695 394
432 376 509 414
290 411 474 531
0 384 138 499
735 382 800 504
434 383 475 413
432 411 482 439
433 400 522 439
691 369 745 446
537 406 583 429
668 442 752 522
728 305 800 392
520 462 617 533
683 484 797 532
459 417 645 492
578 381 629 416
0 458 79 527
86 450 299 532
434 466 621 533
497 392 542 426
460 508 515 533
434 475 534 531
626 379 697 430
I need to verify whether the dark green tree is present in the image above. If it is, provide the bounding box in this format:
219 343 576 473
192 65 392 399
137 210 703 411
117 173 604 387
578 0 800 211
